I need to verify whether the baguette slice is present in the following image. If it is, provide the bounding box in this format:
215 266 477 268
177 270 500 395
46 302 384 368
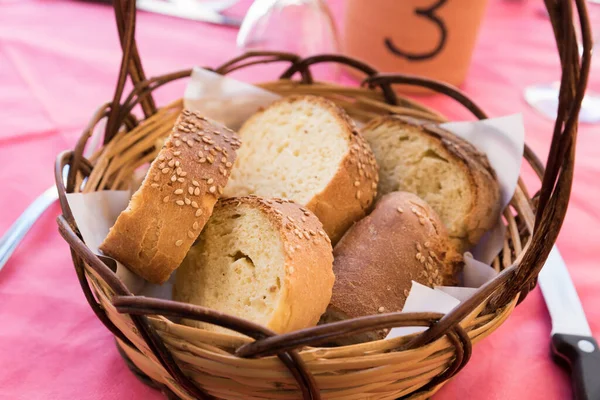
223 95 379 244
100 110 241 284
362 115 501 251
322 192 461 344
173 196 335 334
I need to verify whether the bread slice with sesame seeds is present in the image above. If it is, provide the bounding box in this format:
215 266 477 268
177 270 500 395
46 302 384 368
321 192 461 345
99 110 241 284
361 115 501 252
223 95 379 244
173 195 335 335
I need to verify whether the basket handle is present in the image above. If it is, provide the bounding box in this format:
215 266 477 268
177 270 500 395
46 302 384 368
105 0 157 144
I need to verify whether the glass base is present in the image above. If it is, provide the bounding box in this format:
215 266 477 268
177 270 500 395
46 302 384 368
524 83 600 124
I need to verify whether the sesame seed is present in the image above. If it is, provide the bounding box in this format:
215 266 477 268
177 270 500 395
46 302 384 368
204 145 210 151
221 157 226 163
177 178 185 183
180 172 187 177
194 187 200 196
158 155 166 161
411 207 418 214
303 211 311 216
325 236 331 243
356 190 362 200
219 167 225 175
186 140 194 147
207 156 214 164
153 174 160 182
172 133 180 138
416 243 422 251
209 149 217 156
428 256 434 264
209 186 216 193
163 196 169 203
293 229 301 236
175 161 180 167
372 182 377 190
207 178 214 184
159 163 166 169
184 198 191 205
151 183 159 188
199 158 206 163
174 189 184 195
378 307 385 313
195 209 203 217
318 230 326 236
175 240 183 247
171 175 177 182
354 180 360 187
161 168 170 174
424 241 431 248
187 231 194 239
176 167 182 175
191 201 199 208
173 151 181 157
404 289 409 297
397 207 404 213
215 146 222 152
309 230 316 236
303 231 311 239
217 186 223 195
174 140 181 147
198 151 204 158
301 216 307 222
416 252 422 260
429 250 436 258
192 222 199 230
192 180 199 187
226 162 232 168
419 218 426 225
287 216 295 223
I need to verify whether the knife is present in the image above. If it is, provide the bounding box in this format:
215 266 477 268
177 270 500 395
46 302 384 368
538 247 600 400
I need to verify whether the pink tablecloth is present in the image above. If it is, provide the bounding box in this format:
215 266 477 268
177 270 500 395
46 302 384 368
1 1 599 399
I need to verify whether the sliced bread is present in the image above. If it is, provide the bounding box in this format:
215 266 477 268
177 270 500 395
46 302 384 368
322 192 461 344
100 110 241 284
173 196 335 334
223 95 379 244
361 115 501 251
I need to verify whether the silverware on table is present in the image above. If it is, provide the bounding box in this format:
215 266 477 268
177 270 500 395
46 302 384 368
0 186 59 272
538 247 600 400
78 0 242 27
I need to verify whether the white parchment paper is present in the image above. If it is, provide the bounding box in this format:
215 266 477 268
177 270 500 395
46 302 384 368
65 69 525 338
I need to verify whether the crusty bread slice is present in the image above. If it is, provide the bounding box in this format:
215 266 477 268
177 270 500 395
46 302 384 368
361 116 501 251
223 95 379 244
322 192 461 345
100 110 241 284
173 196 334 335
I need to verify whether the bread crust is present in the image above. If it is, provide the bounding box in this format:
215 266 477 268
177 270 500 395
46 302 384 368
99 110 241 284
362 115 501 251
175 195 335 334
325 192 461 343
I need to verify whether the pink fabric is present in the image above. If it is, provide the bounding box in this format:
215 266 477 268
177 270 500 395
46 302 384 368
1 0 598 399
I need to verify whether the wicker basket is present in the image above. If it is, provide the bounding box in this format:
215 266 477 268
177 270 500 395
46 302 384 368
55 1 592 399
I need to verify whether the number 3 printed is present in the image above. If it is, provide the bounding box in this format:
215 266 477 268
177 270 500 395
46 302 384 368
384 0 448 61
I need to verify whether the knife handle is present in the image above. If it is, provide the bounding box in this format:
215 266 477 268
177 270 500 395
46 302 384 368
551 334 600 400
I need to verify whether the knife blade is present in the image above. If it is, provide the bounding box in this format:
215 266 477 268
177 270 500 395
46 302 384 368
538 247 600 400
